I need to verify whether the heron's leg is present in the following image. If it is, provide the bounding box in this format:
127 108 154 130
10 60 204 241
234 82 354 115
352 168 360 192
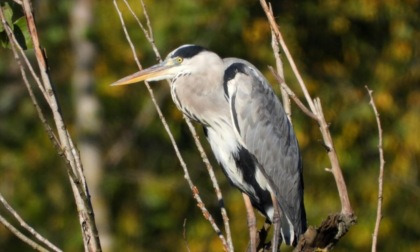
242 193 257 252
270 193 282 252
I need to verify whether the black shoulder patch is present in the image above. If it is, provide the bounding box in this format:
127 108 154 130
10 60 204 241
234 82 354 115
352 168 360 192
223 63 249 98
172 45 207 59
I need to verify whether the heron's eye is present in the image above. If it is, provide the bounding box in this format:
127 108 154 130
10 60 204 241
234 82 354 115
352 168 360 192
175 57 183 63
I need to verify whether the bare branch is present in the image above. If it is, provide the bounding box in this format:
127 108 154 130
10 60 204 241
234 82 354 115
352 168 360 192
313 98 353 215
260 0 316 113
122 0 161 61
269 6 291 123
268 66 318 121
113 0 143 69
127 1 233 247
1 1 103 251
366 86 385 252
22 2 102 250
139 0 161 60
0 5 79 184
184 117 234 251
0 194 62 252
0 214 48 252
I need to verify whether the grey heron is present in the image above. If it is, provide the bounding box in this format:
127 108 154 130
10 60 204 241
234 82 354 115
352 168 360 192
112 45 307 251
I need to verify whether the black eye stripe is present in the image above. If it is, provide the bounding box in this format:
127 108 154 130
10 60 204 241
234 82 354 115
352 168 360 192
172 45 207 59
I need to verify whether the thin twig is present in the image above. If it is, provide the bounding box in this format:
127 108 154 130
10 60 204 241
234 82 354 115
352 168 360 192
18 1 101 251
139 0 161 60
0 6 79 184
122 0 161 62
268 66 318 120
183 219 191 252
184 118 234 251
128 1 233 246
113 1 229 250
269 5 291 123
122 1 233 248
0 215 48 252
114 1 142 69
0 194 62 252
260 0 316 113
366 86 385 252
122 1 232 247
0 3 50 104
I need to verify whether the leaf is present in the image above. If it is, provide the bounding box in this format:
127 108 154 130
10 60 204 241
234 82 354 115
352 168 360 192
13 17 33 50
0 2 13 32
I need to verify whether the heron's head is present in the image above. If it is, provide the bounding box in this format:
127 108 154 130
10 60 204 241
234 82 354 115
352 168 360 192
111 44 221 86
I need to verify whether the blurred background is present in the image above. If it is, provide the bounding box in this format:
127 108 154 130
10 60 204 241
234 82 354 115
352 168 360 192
0 0 419 251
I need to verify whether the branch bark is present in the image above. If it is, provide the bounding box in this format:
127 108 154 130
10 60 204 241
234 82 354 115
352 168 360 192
260 0 356 251
0 193 62 252
0 214 48 252
1 1 102 251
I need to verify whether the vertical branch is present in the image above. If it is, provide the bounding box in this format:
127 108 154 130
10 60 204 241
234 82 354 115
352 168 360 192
269 7 291 122
366 87 385 252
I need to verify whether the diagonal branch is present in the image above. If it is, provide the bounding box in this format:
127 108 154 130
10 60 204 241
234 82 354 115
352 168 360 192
0 214 48 252
260 0 316 113
268 66 317 121
0 194 62 252
269 6 291 123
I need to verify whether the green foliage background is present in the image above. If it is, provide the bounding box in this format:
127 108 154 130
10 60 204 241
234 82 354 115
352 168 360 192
0 0 419 251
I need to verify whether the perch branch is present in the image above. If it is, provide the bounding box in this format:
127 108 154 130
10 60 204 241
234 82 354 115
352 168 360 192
366 86 385 252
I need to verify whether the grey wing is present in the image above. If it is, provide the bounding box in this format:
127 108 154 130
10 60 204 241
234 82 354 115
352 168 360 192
223 58 307 238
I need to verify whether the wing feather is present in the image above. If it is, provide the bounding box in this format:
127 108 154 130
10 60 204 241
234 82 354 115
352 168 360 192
223 58 306 240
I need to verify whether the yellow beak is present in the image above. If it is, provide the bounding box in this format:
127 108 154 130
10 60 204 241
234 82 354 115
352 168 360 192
111 60 178 86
